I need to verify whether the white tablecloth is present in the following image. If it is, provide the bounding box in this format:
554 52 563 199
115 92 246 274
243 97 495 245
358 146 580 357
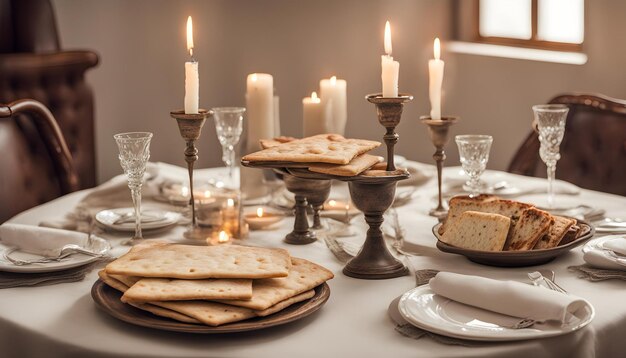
1 164 625 358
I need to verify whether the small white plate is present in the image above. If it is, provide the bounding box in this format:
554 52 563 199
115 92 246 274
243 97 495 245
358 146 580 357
95 208 181 232
0 236 110 273
398 285 594 341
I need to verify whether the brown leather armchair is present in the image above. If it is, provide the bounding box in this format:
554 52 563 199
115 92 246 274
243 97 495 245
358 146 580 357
0 99 80 222
0 0 99 190
0 0 98 222
508 93 626 196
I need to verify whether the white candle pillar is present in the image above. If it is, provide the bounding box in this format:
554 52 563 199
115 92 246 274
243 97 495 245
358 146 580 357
303 91 330 136
184 16 199 114
429 38 445 120
319 76 347 135
241 73 274 199
245 73 274 152
381 21 399 97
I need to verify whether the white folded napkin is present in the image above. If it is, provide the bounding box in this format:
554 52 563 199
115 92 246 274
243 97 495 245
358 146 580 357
0 223 88 257
429 272 588 323
583 250 626 271
603 238 626 256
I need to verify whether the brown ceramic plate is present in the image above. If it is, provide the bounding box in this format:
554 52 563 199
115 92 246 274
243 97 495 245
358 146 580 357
91 279 330 333
433 220 594 267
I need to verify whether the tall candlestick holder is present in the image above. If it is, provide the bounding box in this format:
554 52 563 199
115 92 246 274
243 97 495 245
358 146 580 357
170 109 210 238
420 116 459 219
366 93 413 171
282 174 331 244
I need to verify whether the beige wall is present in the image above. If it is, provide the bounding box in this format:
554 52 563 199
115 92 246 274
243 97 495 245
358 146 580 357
52 0 626 184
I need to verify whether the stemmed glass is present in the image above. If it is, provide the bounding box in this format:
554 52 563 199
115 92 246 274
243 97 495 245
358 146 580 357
455 135 493 197
212 107 245 185
114 132 153 245
532 104 569 209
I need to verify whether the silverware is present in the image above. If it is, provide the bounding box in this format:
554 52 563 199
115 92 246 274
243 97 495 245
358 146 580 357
112 212 166 225
528 271 568 294
3 244 108 266
507 318 536 329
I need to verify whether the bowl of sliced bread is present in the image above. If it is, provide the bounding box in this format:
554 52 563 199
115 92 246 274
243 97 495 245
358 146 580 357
434 195 594 267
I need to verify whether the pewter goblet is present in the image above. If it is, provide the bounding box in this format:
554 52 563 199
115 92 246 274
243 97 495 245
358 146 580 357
533 104 568 209
212 107 244 186
114 132 153 245
455 135 493 198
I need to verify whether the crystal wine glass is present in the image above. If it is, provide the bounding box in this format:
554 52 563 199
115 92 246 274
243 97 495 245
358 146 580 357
114 132 153 245
532 104 569 209
455 134 493 197
212 107 245 185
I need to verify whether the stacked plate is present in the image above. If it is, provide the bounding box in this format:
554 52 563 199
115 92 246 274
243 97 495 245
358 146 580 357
95 208 182 233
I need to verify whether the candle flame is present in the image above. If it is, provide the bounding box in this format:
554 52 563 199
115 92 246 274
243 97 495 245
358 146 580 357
181 186 189 197
311 91 320 103
251 73 258 82
218 231 229 243
434 38 441 60
227 198 234 207
384 21 392 56
186 16 194 56
328 200 337 206
256 207 264 217
330 76 337 85
203 190 211 198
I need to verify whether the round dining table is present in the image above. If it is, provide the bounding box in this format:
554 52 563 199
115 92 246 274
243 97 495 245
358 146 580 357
1 164 624 358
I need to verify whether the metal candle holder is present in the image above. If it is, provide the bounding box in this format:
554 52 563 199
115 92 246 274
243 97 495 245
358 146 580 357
420 116 459 219
170 109 210 229
344 172 409 279
281 174 331 244
366 93 414 171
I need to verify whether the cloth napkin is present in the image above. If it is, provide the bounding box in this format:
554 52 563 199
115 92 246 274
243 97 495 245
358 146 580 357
0 223 88 257
581 237 626 271
429 272 588 323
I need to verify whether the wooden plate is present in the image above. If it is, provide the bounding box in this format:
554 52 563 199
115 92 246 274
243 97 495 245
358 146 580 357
91 280 330 333
433 220 594 267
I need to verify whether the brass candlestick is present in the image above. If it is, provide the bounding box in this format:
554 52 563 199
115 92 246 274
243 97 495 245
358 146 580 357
366 93 414 171
170 109 210 229
420 116 459 219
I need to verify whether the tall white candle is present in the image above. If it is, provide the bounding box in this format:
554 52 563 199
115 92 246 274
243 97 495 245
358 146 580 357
319 76 347 135
245 73 274 151
184 16 199 114
303 91 330 136
428 38 444 120
241 73 274 199
381 21 399 98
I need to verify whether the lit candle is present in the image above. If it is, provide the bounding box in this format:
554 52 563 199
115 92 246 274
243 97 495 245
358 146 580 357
429 38 445 120
244 207 283 230
184 16 199 114
302 91 329 136
381 21 399 97
218 230 230 243
319 76 347 134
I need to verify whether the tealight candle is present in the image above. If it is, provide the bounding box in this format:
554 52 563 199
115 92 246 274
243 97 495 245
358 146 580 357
244 207 283 230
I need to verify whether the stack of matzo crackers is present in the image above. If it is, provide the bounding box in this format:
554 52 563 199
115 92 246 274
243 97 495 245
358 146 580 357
98 242 334 326
243 134 383 177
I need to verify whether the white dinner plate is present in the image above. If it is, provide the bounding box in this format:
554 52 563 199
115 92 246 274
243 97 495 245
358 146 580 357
95 208 181 232
582 235 626 266
0 235 110 273
398 285 594 342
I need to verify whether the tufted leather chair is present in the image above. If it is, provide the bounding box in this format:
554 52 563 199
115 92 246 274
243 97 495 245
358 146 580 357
508 93 626 196
0 99 80 223
0 0 98 222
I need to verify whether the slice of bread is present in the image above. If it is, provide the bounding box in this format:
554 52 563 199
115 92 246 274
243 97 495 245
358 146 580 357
505 208 554 251
533 216 577 250
440 211 511 251
559 225 581 246
439 195 498 234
